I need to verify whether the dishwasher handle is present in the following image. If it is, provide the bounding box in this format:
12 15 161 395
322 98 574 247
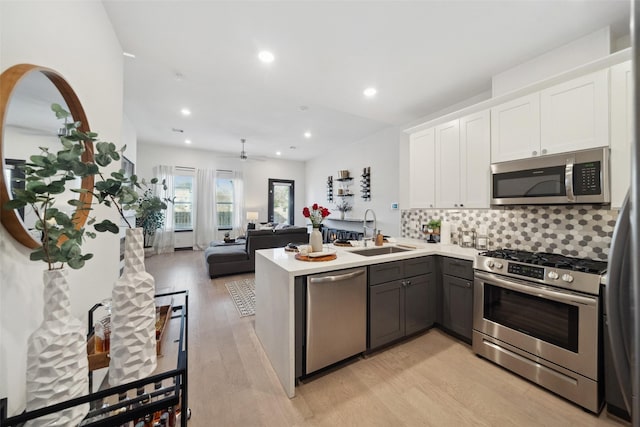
309 269 365 284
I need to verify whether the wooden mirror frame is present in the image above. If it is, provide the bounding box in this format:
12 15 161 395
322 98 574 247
0 64 94 249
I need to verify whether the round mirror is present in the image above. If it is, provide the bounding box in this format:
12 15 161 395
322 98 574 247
0 64 94 249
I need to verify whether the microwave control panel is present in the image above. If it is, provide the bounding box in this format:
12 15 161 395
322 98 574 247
573 161 601 195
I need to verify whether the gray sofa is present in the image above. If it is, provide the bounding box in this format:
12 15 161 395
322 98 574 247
204 227 308 278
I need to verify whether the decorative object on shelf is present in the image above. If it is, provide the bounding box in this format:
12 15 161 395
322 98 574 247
335 200 352 220
326 176 333 202
302 203 331 252
338 169 350 179
109 227 157 386
25 270 89 426
246 211 259 230
361 166 371 201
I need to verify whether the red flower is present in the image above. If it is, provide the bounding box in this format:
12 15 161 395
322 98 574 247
312 203 318 210
321 208 330 217
302 207 310 217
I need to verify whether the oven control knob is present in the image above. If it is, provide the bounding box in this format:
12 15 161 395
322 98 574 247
548 271 559 280
485 260 494 269
494 261 503 269
562 274 574 283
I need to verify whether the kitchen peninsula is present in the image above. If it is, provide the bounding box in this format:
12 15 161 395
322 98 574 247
254 240 478 397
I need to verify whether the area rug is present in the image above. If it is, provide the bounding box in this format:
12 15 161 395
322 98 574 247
224 278 256 317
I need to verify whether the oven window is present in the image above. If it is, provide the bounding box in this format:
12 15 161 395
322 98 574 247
484 284 578 352
493 165 565 198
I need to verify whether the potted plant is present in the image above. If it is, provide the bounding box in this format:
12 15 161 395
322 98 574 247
335 200 352 220
135 188 167 250
427 219 441 234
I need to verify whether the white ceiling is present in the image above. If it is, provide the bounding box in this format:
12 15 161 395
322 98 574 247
103 0 630 162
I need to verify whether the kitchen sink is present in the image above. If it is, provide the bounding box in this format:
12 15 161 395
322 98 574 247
350 246 412 256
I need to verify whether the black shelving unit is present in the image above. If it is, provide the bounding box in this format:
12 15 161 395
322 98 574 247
326 175 333 202
361 166 371 201
1 290 189 427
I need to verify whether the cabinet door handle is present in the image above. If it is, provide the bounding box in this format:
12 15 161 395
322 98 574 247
532 150 538 156
406 280 411 287
466 282 472 288
541 148 548 155
401 280 407 287
460 203 464 207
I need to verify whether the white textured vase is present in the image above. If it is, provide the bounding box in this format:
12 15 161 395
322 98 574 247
26 269 89 426
109 228 157 386
309 227 323 252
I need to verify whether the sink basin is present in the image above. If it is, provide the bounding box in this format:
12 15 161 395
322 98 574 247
350 246 411 256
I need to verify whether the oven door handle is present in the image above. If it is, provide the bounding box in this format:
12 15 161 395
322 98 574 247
475 271 597 306
565 156 575 202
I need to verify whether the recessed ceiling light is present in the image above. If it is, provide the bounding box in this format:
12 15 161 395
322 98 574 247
123 52 136 58
181 108 191 116
363 87 377 97
276 151 282 156
258 50 275 63
304 131 312 139
185 139 192 144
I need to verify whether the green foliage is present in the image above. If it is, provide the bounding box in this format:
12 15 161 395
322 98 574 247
2 104 97 270
427 219 441 229
135 189 167 247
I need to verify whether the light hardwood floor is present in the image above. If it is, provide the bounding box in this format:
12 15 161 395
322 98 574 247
146 250 629 427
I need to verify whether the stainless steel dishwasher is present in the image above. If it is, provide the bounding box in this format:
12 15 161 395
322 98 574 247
306 267 367 374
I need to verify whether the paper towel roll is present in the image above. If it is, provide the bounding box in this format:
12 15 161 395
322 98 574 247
440 221 451 245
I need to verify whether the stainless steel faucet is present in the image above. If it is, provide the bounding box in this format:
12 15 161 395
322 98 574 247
363 209 377 247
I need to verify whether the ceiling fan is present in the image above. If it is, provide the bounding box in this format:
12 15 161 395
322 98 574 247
236 138 265 162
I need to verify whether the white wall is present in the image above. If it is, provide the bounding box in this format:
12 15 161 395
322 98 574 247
0 1 123 415
136 143 307 244
305 126 401 237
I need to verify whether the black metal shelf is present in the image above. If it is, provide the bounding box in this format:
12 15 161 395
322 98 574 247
1 290 189 427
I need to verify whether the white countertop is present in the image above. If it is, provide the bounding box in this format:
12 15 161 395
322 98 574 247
255 238 481 276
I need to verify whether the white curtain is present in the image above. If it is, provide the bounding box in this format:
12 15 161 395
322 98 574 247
232 171 244 237
152 165 175 254
194 168 217 250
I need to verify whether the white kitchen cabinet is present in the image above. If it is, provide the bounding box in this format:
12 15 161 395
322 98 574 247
540 69 609 155
460 110 491 208
434 110 491 209
435 120 461 208
491 93 540 163
609 60 632 209
491 69 609 163
409 128 435 208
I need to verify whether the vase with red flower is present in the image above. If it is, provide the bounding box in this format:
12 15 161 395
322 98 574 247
302 203 331 252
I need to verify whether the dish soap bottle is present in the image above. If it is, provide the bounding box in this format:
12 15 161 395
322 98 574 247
375 230 384 246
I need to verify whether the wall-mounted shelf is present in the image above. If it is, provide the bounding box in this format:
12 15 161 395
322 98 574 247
336 193 354 197
327 218 373 222
335 177 353 182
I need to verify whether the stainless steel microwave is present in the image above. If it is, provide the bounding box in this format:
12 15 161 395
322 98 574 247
491 147 610 206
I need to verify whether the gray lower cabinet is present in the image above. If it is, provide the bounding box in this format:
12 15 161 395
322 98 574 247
441 257 473 342
369 257 435 350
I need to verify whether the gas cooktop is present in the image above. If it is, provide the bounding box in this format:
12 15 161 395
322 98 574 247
476 249 606 295
479 249 607 274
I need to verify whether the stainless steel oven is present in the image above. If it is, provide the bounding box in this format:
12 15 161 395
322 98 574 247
472 250 606 413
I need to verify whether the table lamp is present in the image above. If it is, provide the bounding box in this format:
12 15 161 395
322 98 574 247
246 211 259 229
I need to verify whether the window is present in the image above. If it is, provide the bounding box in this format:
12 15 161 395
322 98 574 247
174 175 193 230
216 173 234 230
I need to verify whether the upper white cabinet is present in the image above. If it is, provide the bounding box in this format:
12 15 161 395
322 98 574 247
491 69 609 163
409 128 435 208
609 60 632 208
434 110 491 209
460 110 491 208
435 120 461 208
540 69 609 155
491 93 541 163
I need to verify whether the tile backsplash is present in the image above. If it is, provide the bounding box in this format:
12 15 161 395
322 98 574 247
401 205 618 260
